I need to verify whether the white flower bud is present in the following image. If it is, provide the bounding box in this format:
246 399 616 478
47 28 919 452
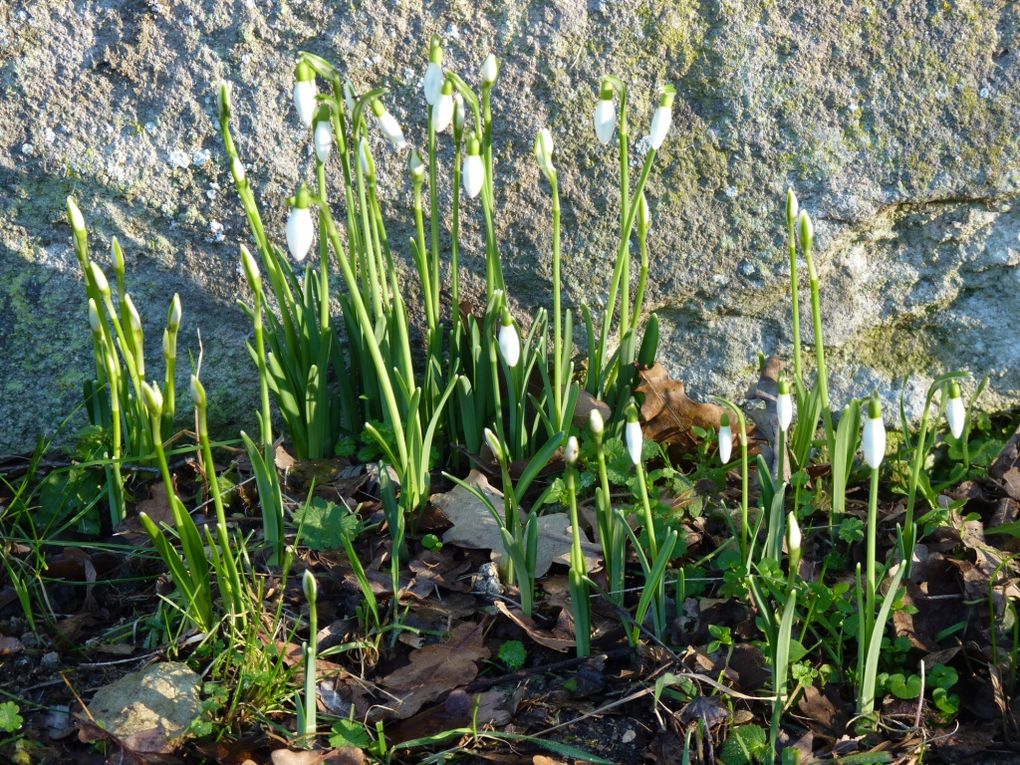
625 419 643 466
647 85 676 151
862 411 886 470
534 128 555 177
162 328 175 360
776 380 793 433
358 136 375 178
497 319 520 368
286 208 314 263
453 92 465 133
88 299 101 335
462 139 484 199
718 416 733 464
124 294 142 334
589 408 604 435
293 81 316 129
230 157 246 184
484 427 504 462
89 262 110 296
343 80 356 114
313 117 332 162
481 53 498 85
303 570 317 602
141 381 163 415
786 188 799 229
67 197 86 234
946 383 965 439
432 82 454 133
565 436 579 465
167 293 182 332
786 511 801 555
593 84 616 145
423 62 444 106
373 100 407 150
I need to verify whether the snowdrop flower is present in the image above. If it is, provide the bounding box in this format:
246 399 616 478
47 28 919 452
481 53 498 86
484 427 505 462
432 80 454 133
189 374 207 409
565 436 579 465
88 299 101 336
497 309 520 367
862 395 886 469
285 185 315 263
638 192 651 232
946 381 965 439
453 91 466 134
776 378 793 432
786 511 802 573
534 128 555 179
798 209 813 251
462 138 484 199
218 82 232 120
624 402 643 466
141 381 163 415
89 262 110 297
593 80 616 145
67 196 86 237
313 106 332 162
408 149 425 182
167 293 182 332
786 188 799 229
302 570 317 603
358 136 375 178
718 413 733 464
293 60 317 128
423 36 444 105
240 245 261 293
372 99 407 150
589 408 604 436
647 84 676 150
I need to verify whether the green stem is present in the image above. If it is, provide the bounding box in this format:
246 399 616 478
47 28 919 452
789 217 803 386
550 175 563 430
865 465 879 650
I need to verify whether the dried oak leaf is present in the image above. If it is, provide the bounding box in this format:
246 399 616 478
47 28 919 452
376 621 489 719
432 470 601 577
494 601 574 653
635 363 735 457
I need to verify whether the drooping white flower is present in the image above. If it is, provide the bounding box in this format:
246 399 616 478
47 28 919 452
625 403 643 466
589 408 604 435
946 382 965 439
718 414 733 464
372 99 407 150
423 37 444 105
647 85 676 150
565 436 579 465
432 81 454 132
313 107 332 162
593 81 616 145
286 185 315 263
497 312 520 367
293 60 317 128
862 396 886 469
481 53 498 86
462 138 484 199
776 379 793 432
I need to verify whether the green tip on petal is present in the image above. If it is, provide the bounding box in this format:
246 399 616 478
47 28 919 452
429 35 443 64
370 99 385 117
218 82 232 119
441 79 453 95
777 378 790 395
295 60 314 82
721 412 731 427
659 83 677 108
867 394 882 419
292 184 312 209
625 401 639 423
314 104 331 123
599 79 614 100
949 380 962 399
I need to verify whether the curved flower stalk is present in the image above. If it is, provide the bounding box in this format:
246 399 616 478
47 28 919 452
293 60 317 128
715 398 750 566
563 436 591 657
286 185 315 263
786 188 803 385
861 393 885 653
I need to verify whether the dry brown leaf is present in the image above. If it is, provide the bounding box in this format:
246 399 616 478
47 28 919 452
432 471 601 577
634 363 734 457
270 749 364 765
376 621 489 719
494 600 574 653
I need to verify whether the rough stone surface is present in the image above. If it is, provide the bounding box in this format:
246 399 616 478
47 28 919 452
1 1 1018 451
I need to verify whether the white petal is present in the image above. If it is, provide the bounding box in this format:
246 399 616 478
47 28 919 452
862 416 886 469
498 323 520 367
377 111 407 150
432 93 454 133
482 54 498 85
648 106 672 150
776 393 793 432
286 208 314 262
565 436 579 464
625 420 643 465
423 63 444 105
313 120 332 162
946 397 965 439
593 99 616 145
462 154 484 198
718 425 732 464
589 409 604 434
293 81 316 128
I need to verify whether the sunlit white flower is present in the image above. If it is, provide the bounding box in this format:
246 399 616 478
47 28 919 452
372 99 407 150
593 81 616 145
647 85 676 150
67 196 85 235
787 511 801 554
484 427 504 462
141 381 163 415
534 128 555 179
343 80 356 114
89 262 110 296
482 53 498 86
408 150 425 181
240 246 261 292
946 382 965 439
190 374 206 408
124 294 142 335
293 60 317 128
638 192 651 231
88 299 101 335
230 157 246 185
302 570 317 602
786 188 799 229
453 91 466 133
862 396 886 469
313 107 332 162
358 136 375 177
163 328 175 361
798 209 813 252
432 81 454 132
776 379 793 432
497 312 520 367
589 408 604 435
565 436 579 465
286 185 315 263
462 138 484 199
424 37 444 105
718 414 733 464
625 403 643 466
